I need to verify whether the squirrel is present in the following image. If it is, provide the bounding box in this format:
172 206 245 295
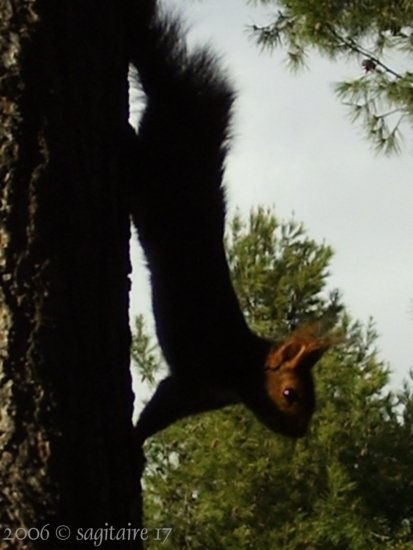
126 0 333 443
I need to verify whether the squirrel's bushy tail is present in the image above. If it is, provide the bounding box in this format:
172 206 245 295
126 0 235 242
128 0 234 136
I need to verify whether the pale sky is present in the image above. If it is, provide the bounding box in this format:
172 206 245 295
130 0 413 389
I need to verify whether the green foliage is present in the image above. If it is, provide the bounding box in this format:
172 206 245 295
226 207 339 338
133 209 413 548
249 0 413 153
131 315 162 386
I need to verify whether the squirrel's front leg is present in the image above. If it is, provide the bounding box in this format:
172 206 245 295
135 376 239 443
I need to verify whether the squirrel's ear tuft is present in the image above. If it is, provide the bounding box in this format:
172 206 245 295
292 342 326 370
266 324 341 372
279 341 303 362
265 340 304 371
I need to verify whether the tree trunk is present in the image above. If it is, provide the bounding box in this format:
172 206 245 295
0 1 143 548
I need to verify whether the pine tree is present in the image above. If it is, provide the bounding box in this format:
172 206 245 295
249 0 413 154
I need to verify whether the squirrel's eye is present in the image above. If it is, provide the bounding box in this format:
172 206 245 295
282 387 298 405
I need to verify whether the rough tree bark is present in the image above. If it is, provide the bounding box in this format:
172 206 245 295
0 1 143 548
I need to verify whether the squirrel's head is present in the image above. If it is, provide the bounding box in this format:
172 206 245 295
244 326 336 437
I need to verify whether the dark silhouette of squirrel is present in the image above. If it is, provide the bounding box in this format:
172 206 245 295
127 0 333 442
